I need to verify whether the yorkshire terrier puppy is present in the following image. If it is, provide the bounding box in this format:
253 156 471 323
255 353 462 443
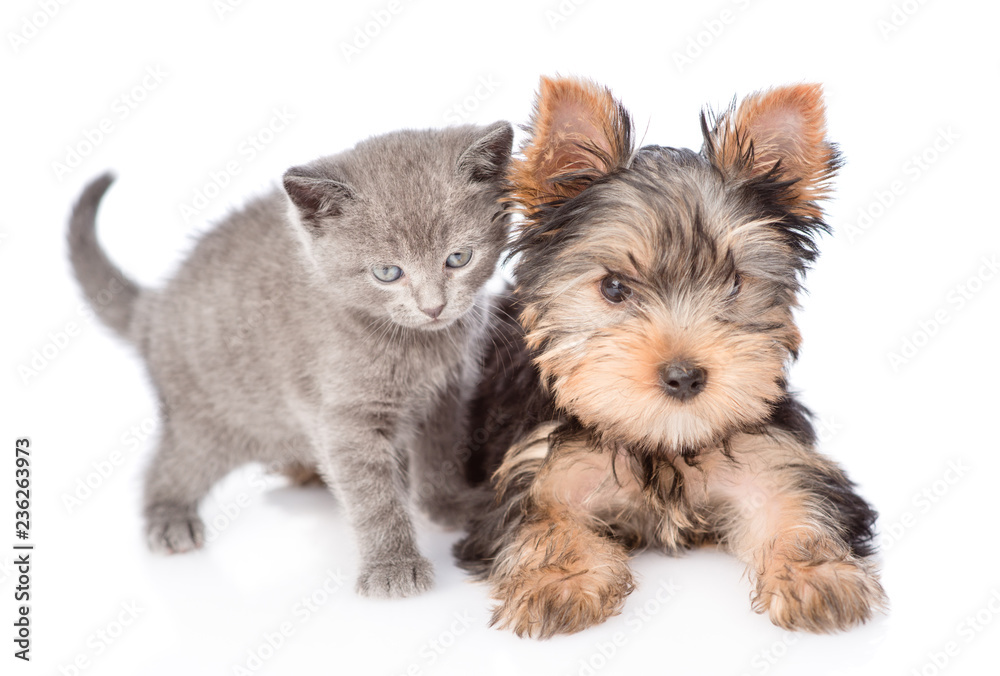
455 77 886 638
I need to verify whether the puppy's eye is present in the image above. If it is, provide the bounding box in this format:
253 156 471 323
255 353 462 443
373 264 403 282
728 272 742 300
600 276 632 304
445 249 473 268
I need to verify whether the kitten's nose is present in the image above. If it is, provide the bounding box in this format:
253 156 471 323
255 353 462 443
660 361 707 401
421 304 445 319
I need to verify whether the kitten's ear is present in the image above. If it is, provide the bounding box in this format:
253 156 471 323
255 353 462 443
703 83 840 218
456 121 514 183
283 165 356 230
509 76 633 215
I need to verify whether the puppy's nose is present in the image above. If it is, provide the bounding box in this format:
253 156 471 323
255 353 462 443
660 361 707 401
421 304 445 319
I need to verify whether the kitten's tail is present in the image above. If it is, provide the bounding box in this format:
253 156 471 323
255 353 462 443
67 173 142 341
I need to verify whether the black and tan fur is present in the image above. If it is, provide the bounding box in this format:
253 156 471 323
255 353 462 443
455 77 885 638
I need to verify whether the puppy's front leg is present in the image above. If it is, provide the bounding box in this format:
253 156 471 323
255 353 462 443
705 430 886 632
487 432 637 638
489 511 634 639
321 428 433 598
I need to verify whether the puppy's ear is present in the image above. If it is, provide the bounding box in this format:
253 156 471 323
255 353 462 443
457 121 514 183
704 84 840 218
283 165 356 233
509 76 633 215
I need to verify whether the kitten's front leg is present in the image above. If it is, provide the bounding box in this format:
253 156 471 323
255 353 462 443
410 382 476 529
321 428 433 598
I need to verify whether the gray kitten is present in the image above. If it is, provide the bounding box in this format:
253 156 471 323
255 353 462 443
67 122 513 598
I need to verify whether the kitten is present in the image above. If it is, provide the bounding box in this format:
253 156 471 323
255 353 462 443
67 122 513 597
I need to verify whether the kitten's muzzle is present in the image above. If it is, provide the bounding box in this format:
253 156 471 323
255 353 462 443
659 361 706 401
420 304 445 319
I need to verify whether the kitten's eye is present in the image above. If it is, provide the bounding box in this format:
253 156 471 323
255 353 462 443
728 272 742 300
445 249 473 268
373 265 403 282
600 275 632 304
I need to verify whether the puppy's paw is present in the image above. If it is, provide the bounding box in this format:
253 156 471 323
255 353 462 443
489 520 636 639
145 504 205 554
356 556 434 598
754 556 886 632
493 572 627 639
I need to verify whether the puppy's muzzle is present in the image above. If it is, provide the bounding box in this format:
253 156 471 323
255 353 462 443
660 361 706 401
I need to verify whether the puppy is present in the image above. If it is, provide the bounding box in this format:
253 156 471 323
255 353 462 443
455 77 886 637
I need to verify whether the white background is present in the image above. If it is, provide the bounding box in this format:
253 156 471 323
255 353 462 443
2 0 999 674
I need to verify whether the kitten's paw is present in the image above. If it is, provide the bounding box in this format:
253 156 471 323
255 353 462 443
145 504 205 554
754 556 887 633
356 556 434 598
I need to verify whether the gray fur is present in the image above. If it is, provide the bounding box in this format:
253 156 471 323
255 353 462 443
68 122 514 597
67 173 141 336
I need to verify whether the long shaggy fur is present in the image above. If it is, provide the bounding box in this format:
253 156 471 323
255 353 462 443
455 78 885 638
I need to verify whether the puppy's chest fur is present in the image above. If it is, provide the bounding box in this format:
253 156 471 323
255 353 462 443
516 430 716 552
469 295 793 552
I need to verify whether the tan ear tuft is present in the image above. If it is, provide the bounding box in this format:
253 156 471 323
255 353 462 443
706 84 840 218
509 76 633 217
